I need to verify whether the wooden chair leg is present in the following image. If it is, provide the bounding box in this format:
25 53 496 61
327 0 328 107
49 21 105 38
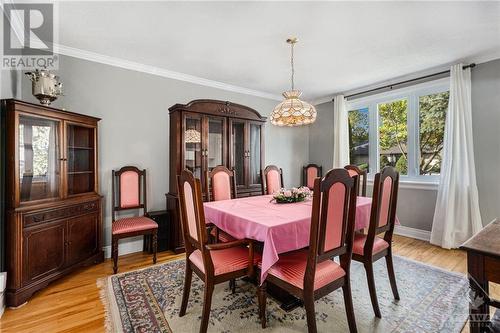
304 292 317 333
200 282 214 333
112 237 119 274
364 261 382 318
152 230 158 264
342 280 358 333
257 281 267 328
231 279 236 294
385 252 400 300
179 261 192 317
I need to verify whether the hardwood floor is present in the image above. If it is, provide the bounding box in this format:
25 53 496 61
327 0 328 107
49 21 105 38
0 235 498 332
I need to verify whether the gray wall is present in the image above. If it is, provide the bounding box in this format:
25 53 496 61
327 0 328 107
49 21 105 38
471 58 500 225
309 102 334 170
18 55 309 248
1 70 21 99
309 58 500 231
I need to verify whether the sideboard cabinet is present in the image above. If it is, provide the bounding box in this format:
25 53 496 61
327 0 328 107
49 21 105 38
1 99 103 306
167 99 266 252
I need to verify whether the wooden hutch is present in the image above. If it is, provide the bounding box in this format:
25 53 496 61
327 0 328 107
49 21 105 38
166 99 266 252
1 99 103 306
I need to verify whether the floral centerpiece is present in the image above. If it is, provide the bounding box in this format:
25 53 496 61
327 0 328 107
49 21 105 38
271 186 312 204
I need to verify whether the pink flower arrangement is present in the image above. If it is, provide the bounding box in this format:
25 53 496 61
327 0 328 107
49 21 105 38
271 186 312 204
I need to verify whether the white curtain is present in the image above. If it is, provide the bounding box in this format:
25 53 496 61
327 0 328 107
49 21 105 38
430 64 483 249
333 94 350 168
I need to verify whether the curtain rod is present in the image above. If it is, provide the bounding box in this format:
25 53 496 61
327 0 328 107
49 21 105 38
335 63 476 101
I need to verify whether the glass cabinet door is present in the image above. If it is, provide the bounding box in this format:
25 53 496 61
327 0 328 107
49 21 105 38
249 123 262 186
206 117 225 172
184 115 203 179
18 114 61 202
231 121 246 186
67 124 96 195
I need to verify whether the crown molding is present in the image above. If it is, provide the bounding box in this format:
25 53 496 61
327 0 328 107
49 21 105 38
53 43 282 101
312 96 335 106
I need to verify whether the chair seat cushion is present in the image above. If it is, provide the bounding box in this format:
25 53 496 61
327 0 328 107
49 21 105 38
189 247 261 276
259 250 345 290
112 216 158 235
352 233 389 255
210 227 237 243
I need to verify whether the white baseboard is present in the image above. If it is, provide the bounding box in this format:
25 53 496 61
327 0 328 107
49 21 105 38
102 238 144 259
394 225 431 242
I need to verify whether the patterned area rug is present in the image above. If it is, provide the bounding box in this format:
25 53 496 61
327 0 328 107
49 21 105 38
97 256 469 333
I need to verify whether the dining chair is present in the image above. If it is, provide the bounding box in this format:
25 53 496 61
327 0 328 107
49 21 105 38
302 163 323 190
205 165 238 243
205 166 240 292
258 168 359 333
111 166 158 274
177 170 259 333
344 164 368 197
261 165 284 195
205 165 237 202
351 166 400 318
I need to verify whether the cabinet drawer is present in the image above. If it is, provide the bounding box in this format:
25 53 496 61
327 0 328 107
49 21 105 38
24 201 99 227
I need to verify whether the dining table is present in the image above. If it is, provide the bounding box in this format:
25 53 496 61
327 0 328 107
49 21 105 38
203 194 378 283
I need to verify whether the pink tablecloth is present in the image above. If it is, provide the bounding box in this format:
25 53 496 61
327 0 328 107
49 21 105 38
203 195 374 281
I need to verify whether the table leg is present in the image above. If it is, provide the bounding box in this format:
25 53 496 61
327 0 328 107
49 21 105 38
280 297 303 312
266 283 303 312
467 252 490 333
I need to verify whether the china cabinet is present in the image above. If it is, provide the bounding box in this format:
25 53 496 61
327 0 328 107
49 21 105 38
1 99 103 306
167 99 266 252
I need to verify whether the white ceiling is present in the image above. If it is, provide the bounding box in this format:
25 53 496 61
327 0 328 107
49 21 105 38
55 1 500 101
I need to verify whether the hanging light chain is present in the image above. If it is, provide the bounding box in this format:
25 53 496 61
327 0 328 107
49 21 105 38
290 41 295 91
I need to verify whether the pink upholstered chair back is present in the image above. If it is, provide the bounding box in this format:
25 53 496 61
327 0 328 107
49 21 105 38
305 169 358 285
323 182 347 252
262 165 283 195
344 165 368 197
206 166 237 202
266 170 280 194
177 170 209 252
346 169 357 177
303 164 322 190
378 177 393 227
120 171 140 208
112 166 147 222
182 181 199 241
365 166 399 254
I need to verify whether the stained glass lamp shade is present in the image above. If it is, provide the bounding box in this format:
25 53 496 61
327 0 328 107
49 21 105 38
270 90 317 127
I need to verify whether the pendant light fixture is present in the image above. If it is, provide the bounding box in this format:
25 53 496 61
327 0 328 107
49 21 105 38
270 37 317 127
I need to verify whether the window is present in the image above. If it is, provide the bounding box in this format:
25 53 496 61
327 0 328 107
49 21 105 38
378 98 408 175
418 91 449 175
348 107 369 171
347 78 449 182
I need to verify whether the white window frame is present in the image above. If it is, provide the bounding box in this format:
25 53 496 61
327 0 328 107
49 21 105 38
346 77 449 187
